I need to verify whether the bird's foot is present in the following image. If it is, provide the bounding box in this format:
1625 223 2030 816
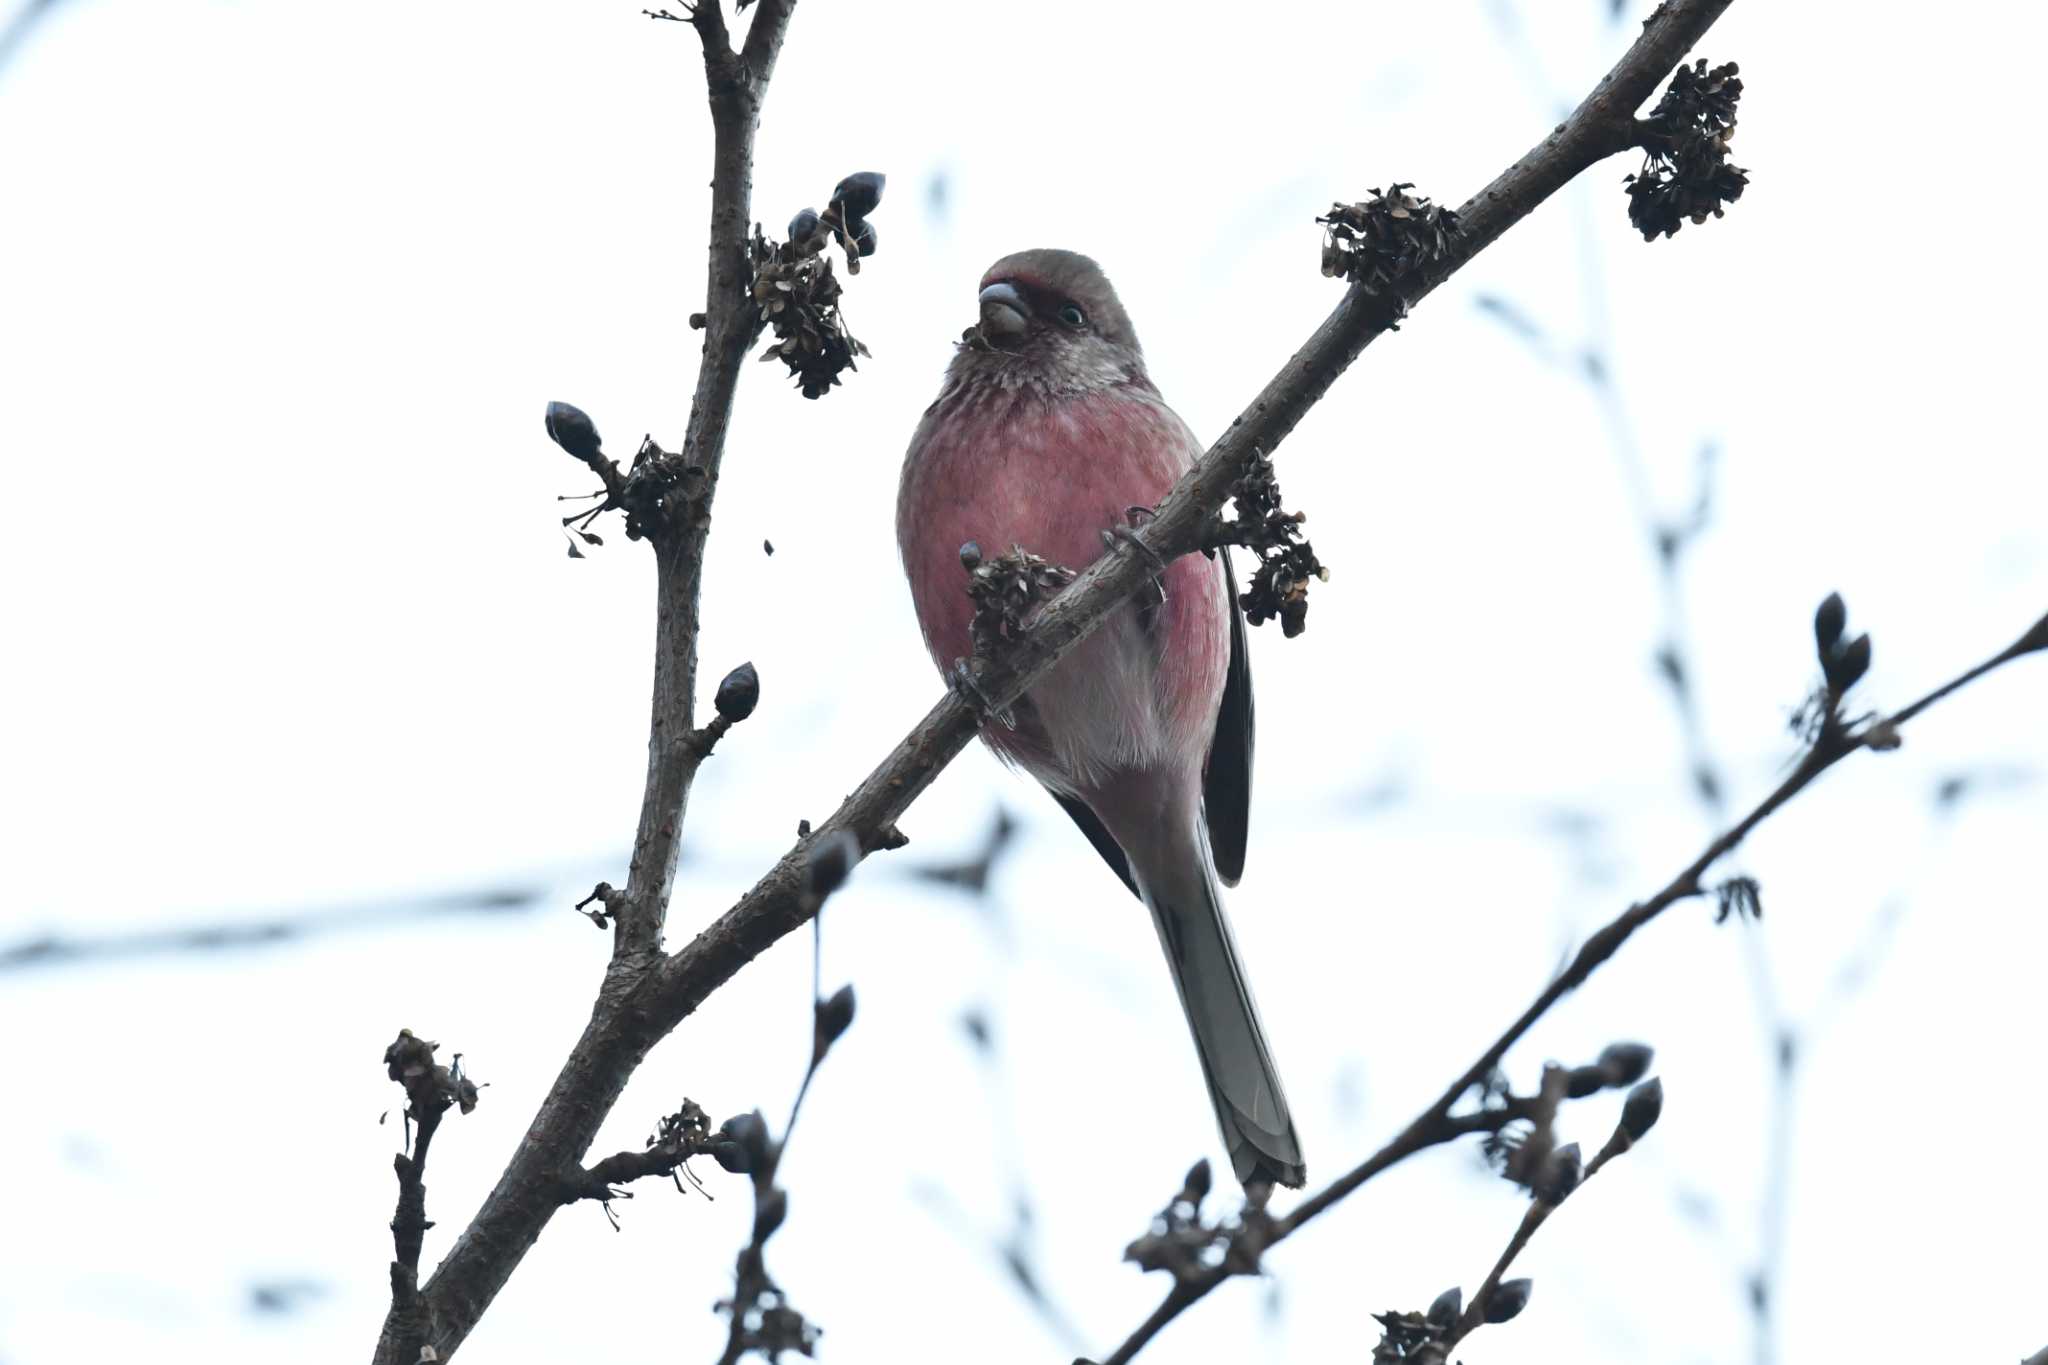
1102 507 1168 612
949 658 1016 729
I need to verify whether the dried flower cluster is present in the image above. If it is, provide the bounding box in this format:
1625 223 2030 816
1208 447 1327 638
1364 1059 1668 1363
1120 1159 1276 1287
542 411 710 552
1482 1047 1658 1204
611 436 707 541
1369 1276 1534 1364
383 1029 480 1122
1714 873 1763 924
960 541 1078 658
1625 59 1748 240
755 171 885 398
1318 184 1462 299
556 1097 754 1224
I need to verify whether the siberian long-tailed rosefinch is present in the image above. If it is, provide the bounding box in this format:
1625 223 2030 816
897 249 1305 1189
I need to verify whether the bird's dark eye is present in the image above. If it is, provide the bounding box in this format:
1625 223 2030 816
1058 302 1087 328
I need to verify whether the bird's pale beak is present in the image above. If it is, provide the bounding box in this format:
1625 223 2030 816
977 281 1030 341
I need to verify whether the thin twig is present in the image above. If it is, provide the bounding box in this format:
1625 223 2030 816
1092 617 2042 1363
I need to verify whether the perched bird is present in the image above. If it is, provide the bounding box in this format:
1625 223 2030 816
897 249 1305 1188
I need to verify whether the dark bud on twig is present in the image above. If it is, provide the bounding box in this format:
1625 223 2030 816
959 541 983 571
1597 1041 1654 1088
753 1187 789 1241
1830 633 1872 693
545 401 603 464
1621 1076 1664 1141
806 829 860 901
788 207 822 250
719 1110 771 1169
815 984 857 1052
1180 1157 1213 1205
1814 592 1846 657
848 218 877 258
1426 1286 1463 1331
715 661 761 722
830 171 886 222
1538 1142 1583 1204
1566 1065 1608 1099
710 1139 752 1174
1484 1278 1533 1324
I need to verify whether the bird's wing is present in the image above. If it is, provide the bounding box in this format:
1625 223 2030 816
1053 792 1139 899
1204 550 1255 886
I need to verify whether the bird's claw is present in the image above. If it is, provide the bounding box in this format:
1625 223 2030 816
1102 509 1169 612
950 658 1016 729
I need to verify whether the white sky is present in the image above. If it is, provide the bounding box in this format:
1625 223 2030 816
2 1 2044 1363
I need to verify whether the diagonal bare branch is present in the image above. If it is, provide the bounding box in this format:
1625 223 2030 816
1090 609 2043 1364
642 0 1742 1062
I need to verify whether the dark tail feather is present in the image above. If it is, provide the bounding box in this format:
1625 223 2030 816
1134 826 1305 1189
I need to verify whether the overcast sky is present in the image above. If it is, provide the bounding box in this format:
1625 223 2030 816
2 2 2043 1363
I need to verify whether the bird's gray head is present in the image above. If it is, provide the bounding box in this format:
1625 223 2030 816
952 248 1146 393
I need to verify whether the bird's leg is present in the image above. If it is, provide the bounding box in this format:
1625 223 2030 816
949 658 1017 729
1103 505 1169 616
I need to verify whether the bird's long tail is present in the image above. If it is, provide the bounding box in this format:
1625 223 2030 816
1132 823 1305 1189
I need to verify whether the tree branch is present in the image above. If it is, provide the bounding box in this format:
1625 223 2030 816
1090 614 2045 1363
613 0 794 964
372 1 1749 1358
365 4 797 1361
637 0 1740 1024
